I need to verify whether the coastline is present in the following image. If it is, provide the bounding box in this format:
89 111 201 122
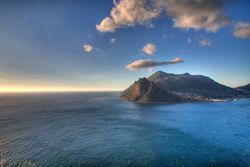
120 97 250 104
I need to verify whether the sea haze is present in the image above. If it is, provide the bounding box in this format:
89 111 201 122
0 92 249 167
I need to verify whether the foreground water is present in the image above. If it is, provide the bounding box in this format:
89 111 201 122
0 92 249 167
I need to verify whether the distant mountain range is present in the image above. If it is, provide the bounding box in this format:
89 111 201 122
121 71 249 103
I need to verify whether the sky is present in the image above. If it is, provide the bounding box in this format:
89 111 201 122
0 0 249 92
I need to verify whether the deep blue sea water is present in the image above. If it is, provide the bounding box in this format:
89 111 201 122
0 92 249 167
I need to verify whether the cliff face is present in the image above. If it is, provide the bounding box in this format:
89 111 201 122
120 78 183 103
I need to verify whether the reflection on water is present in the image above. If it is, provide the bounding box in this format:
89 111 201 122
0 92 249 167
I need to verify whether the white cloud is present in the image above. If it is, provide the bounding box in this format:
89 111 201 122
96 0 161 32
162 34 168 39
142 43 157 55
199 40 211 46
160 0 230 32
148 68 154 72
96 0 230 33
187 38 192 43
84 44 93 52
233 22 250 39
110 38 116 43
126 58 184 71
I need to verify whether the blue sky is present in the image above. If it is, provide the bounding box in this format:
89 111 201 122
0 0 249 92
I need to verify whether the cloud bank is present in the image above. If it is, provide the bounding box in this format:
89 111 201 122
233 22 250 39
126 58 184 71
84 44 93 52
96 0 230 33
142 43 157 55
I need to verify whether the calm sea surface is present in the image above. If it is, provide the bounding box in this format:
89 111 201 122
0 92 249 167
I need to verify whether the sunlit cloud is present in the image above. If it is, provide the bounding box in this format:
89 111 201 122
110 38 116 43
96 0 160 32
199 40 211 46
126 58 184 71
233 22 250 39
84 44 93 52
96 0 230 33
162 34 168 39
148 68 154 72
163 0 230 32
142 43 157 55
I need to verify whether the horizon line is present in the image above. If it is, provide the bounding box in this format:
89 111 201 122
0 90 123 94
0 87 123 93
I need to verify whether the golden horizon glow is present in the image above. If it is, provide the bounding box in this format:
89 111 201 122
0 86 122 93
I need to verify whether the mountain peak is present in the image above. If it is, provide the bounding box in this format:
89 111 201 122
137 77 150 84
154 71 167 74
121 77 183 103
148 71 172 81
149 71 191 79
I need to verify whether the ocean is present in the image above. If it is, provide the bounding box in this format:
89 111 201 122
0 92 249 167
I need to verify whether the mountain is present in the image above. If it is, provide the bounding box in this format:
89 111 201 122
120 78 184 103
237 84 250 93
121 71 244 103
148 71 240 98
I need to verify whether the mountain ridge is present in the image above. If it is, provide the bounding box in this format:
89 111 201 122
147 71 239 98
236 83 250 93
